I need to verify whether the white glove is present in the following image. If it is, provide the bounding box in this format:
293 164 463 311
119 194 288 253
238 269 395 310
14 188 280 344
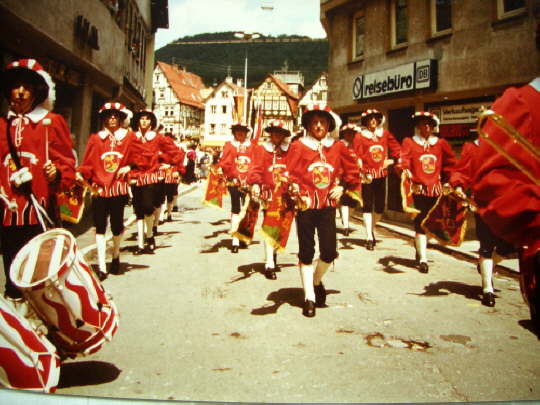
455 186 467 199
383 158 394 169
159 163 171 170
116 166 131 179
289 183 300 196
251 184 261 198
10 167 32 187
329 185 344 200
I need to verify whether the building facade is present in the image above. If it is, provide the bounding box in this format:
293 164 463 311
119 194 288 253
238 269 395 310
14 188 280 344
0 0 168 158
252 74 300 135
299 72 329 121
152 61 206 141
202 77 247 147
321 0 539 217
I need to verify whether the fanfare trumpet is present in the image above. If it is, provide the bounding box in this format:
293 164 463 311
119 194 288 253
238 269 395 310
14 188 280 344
477 108 540 186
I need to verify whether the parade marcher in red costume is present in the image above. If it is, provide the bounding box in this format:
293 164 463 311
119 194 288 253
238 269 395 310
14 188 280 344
287 105 360 317
76 102 137 279
471 76 540 328
0 58 75 300
358 109 401 250
161 133 185 222
337 123 363 236
218 122 257 253
247 120 291 280
449 138 514 306
130 110 164 254
400 112 456 273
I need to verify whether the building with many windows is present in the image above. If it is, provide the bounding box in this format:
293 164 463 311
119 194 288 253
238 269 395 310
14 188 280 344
0 0 168 158
321 0 539 218
152 61 206 141
202 76 247 147
299 72 329 119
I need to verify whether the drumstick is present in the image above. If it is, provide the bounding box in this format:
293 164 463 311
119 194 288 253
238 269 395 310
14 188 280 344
43 118 51 162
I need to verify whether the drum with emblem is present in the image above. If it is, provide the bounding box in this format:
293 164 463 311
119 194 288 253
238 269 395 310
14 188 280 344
10 229 119 357
0 295 60 392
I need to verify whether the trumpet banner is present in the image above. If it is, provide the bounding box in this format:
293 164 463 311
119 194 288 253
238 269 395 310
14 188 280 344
421 193 468 246
57 184 87 224
400 172 420 216
260 184 295 252
232 196 260 243
203 165 227 209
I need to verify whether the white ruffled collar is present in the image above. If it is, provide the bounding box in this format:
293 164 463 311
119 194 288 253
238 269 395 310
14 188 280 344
262 140 290 153
360 127 384 139
412 134 439 147
136 130 157 141
231 138 251 148
474 138 479 146
530 77 540 92
7 106 49 123
98 127 128 141
300 135 335 151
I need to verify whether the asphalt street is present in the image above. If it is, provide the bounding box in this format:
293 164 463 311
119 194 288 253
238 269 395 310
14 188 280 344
2 182 539 403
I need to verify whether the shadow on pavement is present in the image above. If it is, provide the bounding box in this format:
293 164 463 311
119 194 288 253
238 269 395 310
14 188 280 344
203 229 229 240
209 219 229 226
251 287 340 315
414 280 482 301
378 255 421 274
338 237 369 250
200 239 232 254
518 319 540 339
58 360 121 388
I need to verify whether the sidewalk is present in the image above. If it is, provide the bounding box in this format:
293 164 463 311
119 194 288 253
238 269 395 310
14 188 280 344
350 212 520 278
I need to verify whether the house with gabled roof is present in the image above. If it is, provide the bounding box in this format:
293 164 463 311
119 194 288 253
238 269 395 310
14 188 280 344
201 76 248 147
152 61 207 140
251 74 300 136
299 72 328 115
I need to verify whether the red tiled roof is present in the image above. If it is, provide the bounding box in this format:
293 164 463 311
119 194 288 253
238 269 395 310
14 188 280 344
157 61 206 109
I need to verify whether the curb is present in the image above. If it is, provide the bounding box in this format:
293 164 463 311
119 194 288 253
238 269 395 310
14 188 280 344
79 183 199 256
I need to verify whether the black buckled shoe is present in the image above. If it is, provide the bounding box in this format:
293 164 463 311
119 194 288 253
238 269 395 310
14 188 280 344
134 246 144 255
231 245 239 254
419 262 429 274
264 267 277 280
314 283 327 307
146 237 156 253
239 241 248 249
97 270 108 282
302 300 316 317
110 258 120 275
366 239 375 251
481 292 495 307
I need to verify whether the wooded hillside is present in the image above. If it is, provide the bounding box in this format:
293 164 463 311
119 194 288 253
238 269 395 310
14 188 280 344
155 32 328 90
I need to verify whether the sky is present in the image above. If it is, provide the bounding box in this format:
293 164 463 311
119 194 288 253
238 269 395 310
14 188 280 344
155 0 327 49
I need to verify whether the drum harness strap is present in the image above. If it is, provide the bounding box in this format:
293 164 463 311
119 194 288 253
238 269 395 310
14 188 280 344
5 116 54 231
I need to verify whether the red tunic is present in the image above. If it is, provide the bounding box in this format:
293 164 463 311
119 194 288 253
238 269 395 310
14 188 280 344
130 131 183 186
247 141 289 190
358 127 400 178
162 138 185 184
286 135 360 210
0 109 75 226
77 128 137 197
449 141 479 192
472 81 540 251
218 139 257 184
400 135 456 197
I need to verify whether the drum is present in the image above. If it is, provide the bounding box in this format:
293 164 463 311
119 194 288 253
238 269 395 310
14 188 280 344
10 229 119 357
0 296 60 393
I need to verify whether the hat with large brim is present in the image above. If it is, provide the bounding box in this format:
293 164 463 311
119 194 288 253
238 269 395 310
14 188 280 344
339 123 359 139
360 109 384 127
230 121 253 135
301 104 336 132
411 111 440 128
2 59 56 111
264 119 291 137
99 102 129 122
132 108 159 131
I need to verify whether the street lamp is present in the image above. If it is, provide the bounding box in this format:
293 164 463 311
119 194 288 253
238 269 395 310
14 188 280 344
234 31 261 123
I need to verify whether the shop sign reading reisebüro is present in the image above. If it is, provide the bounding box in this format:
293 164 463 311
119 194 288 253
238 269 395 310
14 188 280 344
352 59 437 100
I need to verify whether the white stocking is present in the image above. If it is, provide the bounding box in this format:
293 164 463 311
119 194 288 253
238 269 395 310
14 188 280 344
340 206 349 228
264 240 275 268
137 220 145 249
363 212 373 240
415 233 428 263
95 234 107 274
299 263 315 302
479 257 494 293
